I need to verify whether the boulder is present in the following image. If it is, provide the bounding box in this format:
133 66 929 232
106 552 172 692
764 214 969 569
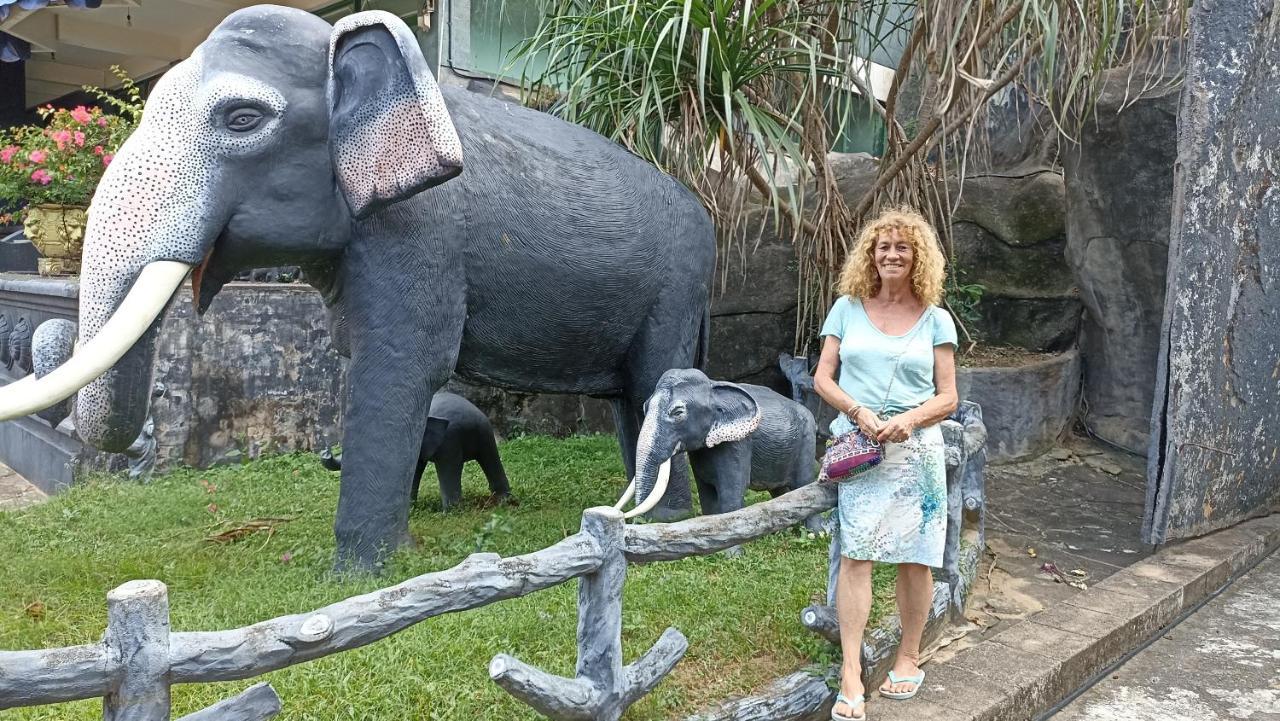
1064 72 1180 455
706 210 802 391
950 170 1082 351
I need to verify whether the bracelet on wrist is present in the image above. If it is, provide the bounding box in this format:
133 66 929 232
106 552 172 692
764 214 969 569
845 403 862 418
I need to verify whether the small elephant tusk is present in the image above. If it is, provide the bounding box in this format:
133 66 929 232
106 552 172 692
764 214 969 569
624 458 671 520
613 479 636 511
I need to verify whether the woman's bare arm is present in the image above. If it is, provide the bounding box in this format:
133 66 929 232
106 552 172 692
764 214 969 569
814 335 883 435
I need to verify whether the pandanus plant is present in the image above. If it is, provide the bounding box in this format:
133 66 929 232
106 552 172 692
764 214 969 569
510 0 1187 349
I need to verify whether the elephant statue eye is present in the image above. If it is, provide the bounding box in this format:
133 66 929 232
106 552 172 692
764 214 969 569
668 405 687 421
226 107 265 132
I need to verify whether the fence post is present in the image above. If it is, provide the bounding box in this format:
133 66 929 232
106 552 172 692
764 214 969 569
491 507 687 720
103 580 171 721
576 506 626 707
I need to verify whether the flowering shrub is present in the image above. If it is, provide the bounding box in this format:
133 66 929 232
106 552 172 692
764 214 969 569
0 67 144 225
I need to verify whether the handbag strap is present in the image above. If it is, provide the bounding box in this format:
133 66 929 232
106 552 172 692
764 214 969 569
877 310 929 417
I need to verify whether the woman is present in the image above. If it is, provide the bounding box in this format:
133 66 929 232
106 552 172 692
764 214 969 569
814 207 958 721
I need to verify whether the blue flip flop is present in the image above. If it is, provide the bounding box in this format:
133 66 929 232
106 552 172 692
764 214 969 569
879 669 925 700
831 692 866 721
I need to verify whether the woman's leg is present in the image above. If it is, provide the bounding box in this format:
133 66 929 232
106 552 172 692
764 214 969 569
882 562 932 695
835 556 873 717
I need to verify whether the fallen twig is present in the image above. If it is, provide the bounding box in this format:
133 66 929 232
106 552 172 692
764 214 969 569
204 517 296 545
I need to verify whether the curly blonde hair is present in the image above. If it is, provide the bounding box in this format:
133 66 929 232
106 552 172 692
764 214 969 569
837 206 947 306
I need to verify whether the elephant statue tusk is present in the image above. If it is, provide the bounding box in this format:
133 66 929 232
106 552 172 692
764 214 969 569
0 260 191 421
623 458 671 520
613 479 636 511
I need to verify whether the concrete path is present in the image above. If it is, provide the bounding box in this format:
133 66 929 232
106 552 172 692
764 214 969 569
930 436 1153 665
1052 550 1280 721
869 513 1280 721
0 462 45 510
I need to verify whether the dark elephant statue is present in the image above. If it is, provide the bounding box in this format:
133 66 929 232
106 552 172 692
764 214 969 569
320 391 513 511
616 369 821 532
0 6 715 570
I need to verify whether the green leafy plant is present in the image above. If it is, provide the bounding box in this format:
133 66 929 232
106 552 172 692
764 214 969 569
0 67 143 223
945 277 986 349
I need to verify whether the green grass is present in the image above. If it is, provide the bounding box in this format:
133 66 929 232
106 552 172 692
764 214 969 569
0 435 896 720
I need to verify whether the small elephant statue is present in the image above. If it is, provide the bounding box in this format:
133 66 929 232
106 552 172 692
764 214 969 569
321 392 513 511
621 368 821 531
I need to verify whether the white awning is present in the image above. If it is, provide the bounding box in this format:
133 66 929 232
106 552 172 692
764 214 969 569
1 0 335 107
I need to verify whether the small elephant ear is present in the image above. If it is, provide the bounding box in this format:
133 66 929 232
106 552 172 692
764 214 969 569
421 417 451 459
327 11 463 219
705 382 761 448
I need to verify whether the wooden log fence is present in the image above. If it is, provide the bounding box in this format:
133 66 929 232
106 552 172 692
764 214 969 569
0 485 838 720
0 409 985 721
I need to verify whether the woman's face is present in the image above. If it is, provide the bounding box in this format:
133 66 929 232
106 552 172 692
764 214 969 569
874 228 914 284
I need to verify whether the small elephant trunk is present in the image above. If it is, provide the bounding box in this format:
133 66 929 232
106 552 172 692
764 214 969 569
633 411 675 510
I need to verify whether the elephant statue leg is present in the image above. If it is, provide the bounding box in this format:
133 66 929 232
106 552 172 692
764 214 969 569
694 470 720 516
409 455 430 503
610 398 641 480
689 444 752 557
331 224 465 572
475 438 513 504
435 458 465 511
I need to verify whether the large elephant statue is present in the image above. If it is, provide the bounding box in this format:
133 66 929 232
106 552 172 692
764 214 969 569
0 6 714 570
618 369 821 530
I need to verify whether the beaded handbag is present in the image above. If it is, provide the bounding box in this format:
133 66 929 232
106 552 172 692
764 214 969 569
819 320 925 483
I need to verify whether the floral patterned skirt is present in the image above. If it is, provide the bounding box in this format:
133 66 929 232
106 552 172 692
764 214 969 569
835 423 946 567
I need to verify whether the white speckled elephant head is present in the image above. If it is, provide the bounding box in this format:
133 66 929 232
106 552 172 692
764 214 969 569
628 368 761 513
0 7 462 450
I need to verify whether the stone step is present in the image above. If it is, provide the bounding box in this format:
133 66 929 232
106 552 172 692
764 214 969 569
0 409 91 496
0 462 46 510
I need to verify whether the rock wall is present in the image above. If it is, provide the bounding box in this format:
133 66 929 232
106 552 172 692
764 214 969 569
1144 0 1280 542
951 169 1081 351
151 284 346 469
1064 73 1180 455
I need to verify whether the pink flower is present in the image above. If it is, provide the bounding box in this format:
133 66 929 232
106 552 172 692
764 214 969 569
0 146 16 163
92 145 104 156
73 131 86 147
101 153 114 167
97 117 108 127
70 106 93 124
30 169 52 185
28 150 46 164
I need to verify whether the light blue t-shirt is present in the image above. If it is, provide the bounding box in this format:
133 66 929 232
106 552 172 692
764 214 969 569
820 297 958 435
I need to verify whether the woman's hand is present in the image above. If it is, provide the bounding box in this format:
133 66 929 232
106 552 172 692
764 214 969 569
876 414 915 444
852 407 883 437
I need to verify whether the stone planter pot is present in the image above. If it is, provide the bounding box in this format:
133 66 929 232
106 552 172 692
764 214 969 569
23 204 86 277
956 348 1081 462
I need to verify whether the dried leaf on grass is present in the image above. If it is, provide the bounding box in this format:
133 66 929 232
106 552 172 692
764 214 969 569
204 517 295 546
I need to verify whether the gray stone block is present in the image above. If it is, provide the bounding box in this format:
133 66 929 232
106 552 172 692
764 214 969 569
955 350 1080 462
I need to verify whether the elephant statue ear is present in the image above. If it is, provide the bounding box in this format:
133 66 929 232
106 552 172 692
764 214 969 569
705 382 761 448
420 417 450 459
327 11 463 219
